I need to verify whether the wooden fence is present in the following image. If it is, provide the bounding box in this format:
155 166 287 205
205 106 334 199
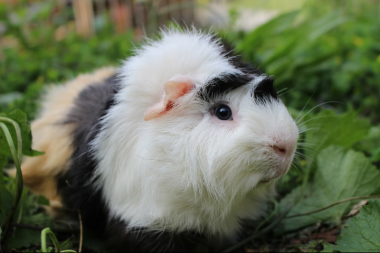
2 0 197 38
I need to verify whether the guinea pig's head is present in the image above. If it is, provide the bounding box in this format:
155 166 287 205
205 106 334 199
143 79 298 196
99 29 298 205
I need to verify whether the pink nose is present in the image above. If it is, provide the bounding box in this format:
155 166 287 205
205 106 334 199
272 145 287 157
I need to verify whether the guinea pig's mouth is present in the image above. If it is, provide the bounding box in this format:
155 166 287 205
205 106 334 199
258 160 292 184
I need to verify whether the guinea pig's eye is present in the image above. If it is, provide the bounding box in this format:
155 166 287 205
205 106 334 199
214 104 232 120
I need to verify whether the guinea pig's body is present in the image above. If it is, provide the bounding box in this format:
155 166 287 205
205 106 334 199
19 30 299 251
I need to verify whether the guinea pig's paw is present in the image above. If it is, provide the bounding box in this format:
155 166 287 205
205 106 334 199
144 79 194 121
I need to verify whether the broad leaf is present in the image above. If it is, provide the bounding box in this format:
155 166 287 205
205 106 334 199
7 188 55 249
323 200 380 252
7 228 43 250
356 126 380 162
7 212 55 249
277 147 380 233
301 110 370 159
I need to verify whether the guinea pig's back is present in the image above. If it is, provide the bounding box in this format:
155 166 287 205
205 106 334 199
17 67 118 213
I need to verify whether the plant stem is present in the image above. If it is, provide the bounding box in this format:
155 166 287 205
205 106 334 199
0 121 23 250
0 117 22 162
285 195 380 219
78 211 83 253
41 228 60 253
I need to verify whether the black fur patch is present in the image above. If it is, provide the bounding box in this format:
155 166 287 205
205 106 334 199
199 36 278 104
58 75 223 252
58 74 119 233
253 77 279 103
62 75 120 148
198 73 254 103
107 220 209 252
105 217 235 252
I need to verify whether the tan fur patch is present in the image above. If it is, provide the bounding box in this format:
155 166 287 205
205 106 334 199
17 67 118 214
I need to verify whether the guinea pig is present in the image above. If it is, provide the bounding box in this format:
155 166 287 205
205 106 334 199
17 29 298 252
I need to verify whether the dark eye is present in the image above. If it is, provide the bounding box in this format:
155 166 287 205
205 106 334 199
214 104 232 120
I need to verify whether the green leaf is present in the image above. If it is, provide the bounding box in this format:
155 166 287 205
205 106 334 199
59 237 74 251
0 186 13 226
45 246 53 252
356 126 380 161
37 195 50 206
323 200 380 252
308 12 347 41
0 155 7 171
277 147 380 233
0 110 44 157
238 10 299 47
7 215 56 249
7 228 42 249
6 188 55 249
302 110 370 159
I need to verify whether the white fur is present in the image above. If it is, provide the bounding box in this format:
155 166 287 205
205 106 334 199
91 29 299 237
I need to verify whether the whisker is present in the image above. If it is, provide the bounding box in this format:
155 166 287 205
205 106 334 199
295 91 315 122
291 156 308 173
298 127 319 134
290 161 304 173
296 101 343 124
295 150 314 157
277 87 288 95
297 115 335 128
297 146 318 153
295 152 314 163
292 158 306 168
278 88 294 97
297 148 318 154
297 143 316 147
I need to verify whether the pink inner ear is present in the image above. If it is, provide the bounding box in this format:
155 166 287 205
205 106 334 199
144 80 194 121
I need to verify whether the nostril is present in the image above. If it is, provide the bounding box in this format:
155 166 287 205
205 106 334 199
272 145 287 157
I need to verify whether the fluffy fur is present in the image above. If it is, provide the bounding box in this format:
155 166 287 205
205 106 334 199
92 30 298 236
14 67 117 212
19 29 298 250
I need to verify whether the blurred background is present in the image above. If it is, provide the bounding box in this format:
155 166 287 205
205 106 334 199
1 0 380 123
1 1 380 251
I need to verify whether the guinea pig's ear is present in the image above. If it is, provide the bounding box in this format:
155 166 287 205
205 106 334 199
144 80 194 121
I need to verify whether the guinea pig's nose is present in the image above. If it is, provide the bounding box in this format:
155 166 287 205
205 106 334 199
272 145 287 158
